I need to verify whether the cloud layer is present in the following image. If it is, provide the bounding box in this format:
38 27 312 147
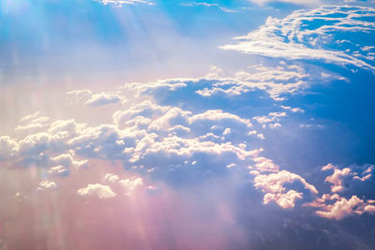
221 5 375 72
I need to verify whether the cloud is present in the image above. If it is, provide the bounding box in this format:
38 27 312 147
249 156 318 209
248 0 320 6
0 136 19 159
253 112 286 124
77 183 117 199
104 173 120 183
51 153 88 169
251 156 279 173
16 112 50 131
263 190 303 209
119 63 330 102
93 0 154 7
253 169 318 208
181 2 238 13
118 177 144 193
321 163 374 193
221 6 375 72
280 105 304 113
303 163 375 219
37 180 58 191
84 92 123 107
188 109 253 127
104 173 144 194
2 66 374 223
2 96 265 187
67 90 124 107
195 63 312 101
305 194 375 219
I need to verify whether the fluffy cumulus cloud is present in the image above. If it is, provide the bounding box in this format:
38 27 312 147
250 156 318 209
77 183 117 199
305 194 375 220
221 5 375 72
322 163 374 193
303 163 375 219
1 64 374 224
2 87 266 188
104 173 144 194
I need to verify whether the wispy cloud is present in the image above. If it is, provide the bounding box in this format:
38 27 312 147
93 0 154 7
248 0 320 6
181 2 238 13
221 5 375 72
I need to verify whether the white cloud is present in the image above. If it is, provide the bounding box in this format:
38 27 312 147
94 0 154 6
321 163 374 193
51 153 88 168
16 112 50 131
248 0 319 6
263 190 303 209
48 165 69 176
253 112 286 125
254 170 318 194
305 194 375 220
181 2 237 13
104 173 120 183
0 136 19 158
221 6 375 72
323 166 352 193
280 105 304 113
249 156 318 209
103 173 144 194
77 183 117 199
251 157 279 173
303 163 375 219
118 177 144 193
84 92 123 107
188 110 252 128
196 63 311 101
37 180 58 191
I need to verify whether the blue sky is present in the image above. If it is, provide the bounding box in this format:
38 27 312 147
1 0 375 249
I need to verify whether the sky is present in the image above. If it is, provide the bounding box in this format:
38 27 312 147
1 0 375 249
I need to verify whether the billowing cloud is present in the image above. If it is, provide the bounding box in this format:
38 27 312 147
0 136 19 159
248 156 318 209
305 194 375 219
2 96 264 187
77 183 117 199
253 169 318 208
1 65 374 224
104 173 120 183
303 163 375 219
221 6 375 72
322 163 374 193
104 173 144 194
